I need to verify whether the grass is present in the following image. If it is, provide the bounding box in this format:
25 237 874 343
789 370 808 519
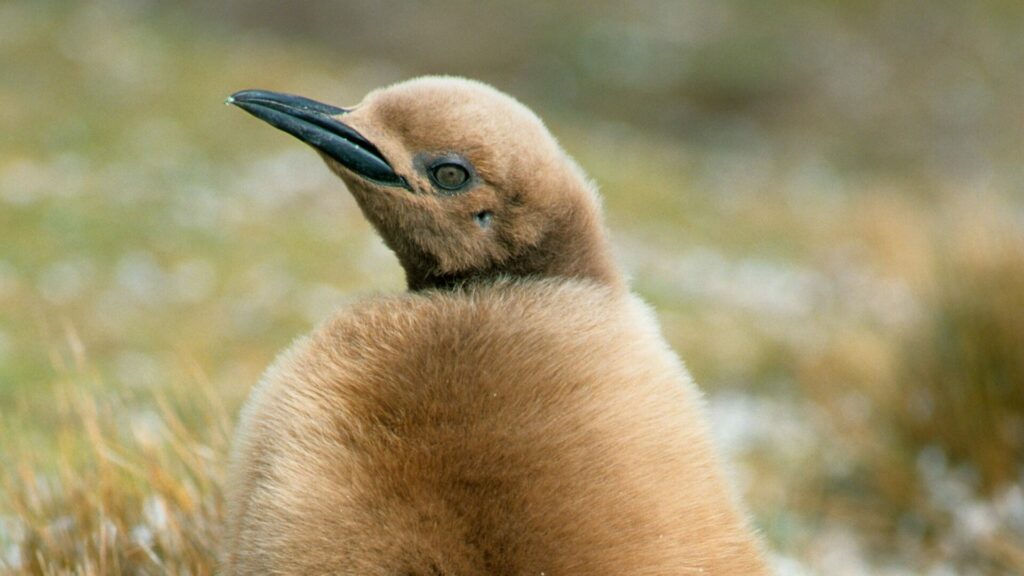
787 194 1024 572
2 352 228 573
2 1 1023 574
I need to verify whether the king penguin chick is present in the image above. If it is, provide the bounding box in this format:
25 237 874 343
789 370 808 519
224 77 767 575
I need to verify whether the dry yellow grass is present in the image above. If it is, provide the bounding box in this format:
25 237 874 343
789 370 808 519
792 193 1024 573
2 350 229 574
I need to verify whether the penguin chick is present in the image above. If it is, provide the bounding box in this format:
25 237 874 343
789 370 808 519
224 77 768 575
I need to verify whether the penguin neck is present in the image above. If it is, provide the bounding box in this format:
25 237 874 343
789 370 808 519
400 216 625 293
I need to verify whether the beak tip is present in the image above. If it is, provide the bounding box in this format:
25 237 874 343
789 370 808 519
226 90 261 110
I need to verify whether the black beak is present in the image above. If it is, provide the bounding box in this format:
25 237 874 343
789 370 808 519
227 89 408 189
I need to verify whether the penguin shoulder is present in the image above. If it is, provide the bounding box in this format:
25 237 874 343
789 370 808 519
248 277 691 413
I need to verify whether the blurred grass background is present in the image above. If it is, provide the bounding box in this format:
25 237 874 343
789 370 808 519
1 0 1022 573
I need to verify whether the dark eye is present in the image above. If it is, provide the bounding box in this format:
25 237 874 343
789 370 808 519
431 163 470 190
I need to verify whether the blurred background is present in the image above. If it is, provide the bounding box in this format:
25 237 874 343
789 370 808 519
1 0 1022 573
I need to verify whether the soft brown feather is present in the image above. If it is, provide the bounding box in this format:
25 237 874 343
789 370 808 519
225 281 765 574
223 76 767 575
321 77 622 291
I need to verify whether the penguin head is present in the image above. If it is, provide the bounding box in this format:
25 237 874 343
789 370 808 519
229 77 620 291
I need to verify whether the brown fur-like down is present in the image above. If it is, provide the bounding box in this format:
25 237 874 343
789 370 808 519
223 77 768 574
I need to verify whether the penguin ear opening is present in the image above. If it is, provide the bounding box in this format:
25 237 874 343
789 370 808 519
474 210 494 228
228 89 410 189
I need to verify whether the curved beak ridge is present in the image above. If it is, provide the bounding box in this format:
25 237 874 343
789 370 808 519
228 89 408 189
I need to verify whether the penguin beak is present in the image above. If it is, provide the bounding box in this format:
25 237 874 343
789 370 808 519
227 89 409 189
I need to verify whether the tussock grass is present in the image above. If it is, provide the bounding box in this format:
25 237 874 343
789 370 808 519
794 195 1024 572
1 360 228 574
898 215 1024 493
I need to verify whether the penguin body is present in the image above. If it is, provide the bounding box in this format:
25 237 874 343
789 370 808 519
224 77 767 574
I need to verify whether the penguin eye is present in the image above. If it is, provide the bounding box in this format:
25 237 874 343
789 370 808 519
430 162 470 191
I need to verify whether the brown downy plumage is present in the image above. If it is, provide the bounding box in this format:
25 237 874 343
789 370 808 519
224 77 768 575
